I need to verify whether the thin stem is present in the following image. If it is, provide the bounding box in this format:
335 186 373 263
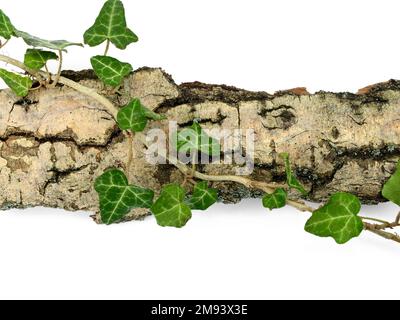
137 134 400 243
173 157 286 193
364 223 400 243
51 50 63 88
0 39 9 50
191 152 197 173
104 39 110 56
29 82 43 91
44 64 51 85
287 199 315 213
361 213 400 231
56 75 119 119
360 216 391 225
0 53 41 78
395 212 400 225
0 54 119 119
126 131 134 182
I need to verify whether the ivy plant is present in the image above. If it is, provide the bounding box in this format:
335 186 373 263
24 49 58 70
16 30 83 52
0 1 400 245
84 0 138 50
0 9 16 40
0 68 32 97
305 193 363 244
176 121 221 156
117 98 165 132
262 188 287 210
382 161 400 206
84 0 136 87
95 169 154 225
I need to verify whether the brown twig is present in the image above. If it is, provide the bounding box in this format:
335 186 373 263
0 39 9 50
362 212 400 231
363 223 400 243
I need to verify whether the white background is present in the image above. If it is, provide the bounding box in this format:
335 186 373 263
0 0 400 300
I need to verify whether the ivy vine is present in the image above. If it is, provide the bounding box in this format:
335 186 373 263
0 1 399 245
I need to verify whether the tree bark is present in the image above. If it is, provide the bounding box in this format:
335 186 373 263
0 67 399 220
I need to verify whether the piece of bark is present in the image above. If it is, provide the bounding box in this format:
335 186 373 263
0 68 399 221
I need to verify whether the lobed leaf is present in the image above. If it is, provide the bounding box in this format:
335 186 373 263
117 98 165 132
382 161 400 206
95 169 154 225
177 121 221 156
151 184 192 228
187 181 218 210
0 9 16 40
305 192 363 244
84 0 138 49
262 188 287 211
15 30 83 52
91 55 132 87
280 152 307 195
0 68 32 97
24 49 58 70
117 99 147 132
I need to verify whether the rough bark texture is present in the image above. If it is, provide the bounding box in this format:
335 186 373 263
0 67 399 220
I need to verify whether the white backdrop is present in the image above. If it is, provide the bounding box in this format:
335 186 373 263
0 0 400 300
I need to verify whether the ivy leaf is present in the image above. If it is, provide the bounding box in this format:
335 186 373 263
177 121 221 156
187 181 218 210
151 184 192 228
305 192 363 244
95 169 154 225
91 55 132 87
15 30 83 52
24 49 58 70
0 68 32 97
0 9 16 40
262 188 287 211
382 161 400 206
84 0 138 50
117 99 166 132
117 99 147 132
280 152 307 195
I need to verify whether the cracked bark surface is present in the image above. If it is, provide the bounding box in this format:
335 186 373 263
0 67 399 220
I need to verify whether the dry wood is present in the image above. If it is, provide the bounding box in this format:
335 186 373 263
0 68 399 220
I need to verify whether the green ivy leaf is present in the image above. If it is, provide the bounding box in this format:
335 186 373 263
117 99 166 132
177 122 220 156
187 181 218 210
91 55 132 87
382 161 400 206
117 99 147 132
280 152 307 195
262 188 287 211
0 9 16 40
151 184 192 228
0 68 32 97
24 49 58 70
95 169 154 225
305 192 363 244
15 30 83 52
84 0 138 49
